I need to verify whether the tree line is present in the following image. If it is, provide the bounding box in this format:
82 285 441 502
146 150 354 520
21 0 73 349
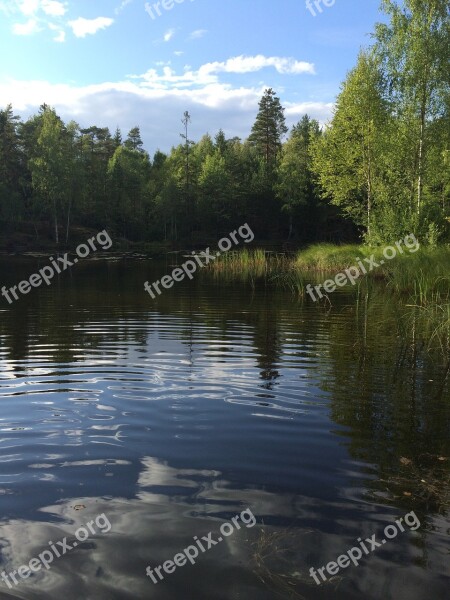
0 0 448 249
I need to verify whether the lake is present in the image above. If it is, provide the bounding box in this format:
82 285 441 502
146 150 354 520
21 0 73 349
0 258 448 600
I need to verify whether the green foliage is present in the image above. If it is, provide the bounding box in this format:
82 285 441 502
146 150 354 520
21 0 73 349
0 90 345 247
1 0 448 254
276 115 322 240
311 50 390 238
0 104 24 225
310 0 449 244
248 88 288 166
124 126 144 152
28 106 75 243
293 242 450 304
106 145 151 239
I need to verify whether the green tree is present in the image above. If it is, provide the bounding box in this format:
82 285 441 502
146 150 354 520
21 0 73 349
375 0 449 220
29 107 72 243
214 129 228 156
124 126 144 152
248 88 288 166
311 51 389 239
198 152 233 233
77 126 116 227
113 127 122 148
276 115 321 240
0 105 24 226
107 145 151 239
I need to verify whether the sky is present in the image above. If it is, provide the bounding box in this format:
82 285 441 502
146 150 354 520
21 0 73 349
0 0 386 154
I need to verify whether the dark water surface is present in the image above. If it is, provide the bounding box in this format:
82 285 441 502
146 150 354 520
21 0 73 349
0 258 448 600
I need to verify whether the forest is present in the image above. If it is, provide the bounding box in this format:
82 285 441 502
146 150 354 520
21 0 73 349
0 0 448 251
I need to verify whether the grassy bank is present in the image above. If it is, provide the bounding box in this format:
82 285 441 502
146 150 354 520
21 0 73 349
290 243 450 300
207 244 450 297
206 244 450 353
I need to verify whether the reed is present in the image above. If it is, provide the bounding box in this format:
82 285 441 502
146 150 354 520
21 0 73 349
205 245 450 304
206 249 286 284
294 243 375 272
204 245 450 354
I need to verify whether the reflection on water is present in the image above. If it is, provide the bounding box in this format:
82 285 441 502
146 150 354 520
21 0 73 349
0 258 448 599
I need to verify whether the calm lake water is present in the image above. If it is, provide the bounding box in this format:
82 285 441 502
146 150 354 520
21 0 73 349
0 258 448 600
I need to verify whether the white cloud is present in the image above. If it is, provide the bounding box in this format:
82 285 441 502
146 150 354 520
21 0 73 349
131 55 315 90
0 51 321 154
0 74 332 154
53 28 65 42
115 0 132 15
285 101 334 123
163 28 175 42
18 0 39 16
0 1 16 16
0 78 264 148
189 29 207 40
41 0 66 16
68 16 114 38
4 0 65 15
203 55 316 76
12 17 39 34
3 0 67 38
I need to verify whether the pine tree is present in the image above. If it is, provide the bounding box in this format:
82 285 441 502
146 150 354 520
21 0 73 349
124 126 144 152
248 88 288 166
113 127 122 148
214 129 227 156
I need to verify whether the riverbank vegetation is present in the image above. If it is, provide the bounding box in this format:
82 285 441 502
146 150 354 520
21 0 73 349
205 244 450 357
207 245 450 299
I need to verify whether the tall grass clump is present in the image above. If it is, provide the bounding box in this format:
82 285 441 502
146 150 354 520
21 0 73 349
294 243 450 301
294 243 376 272
205 244 450 310
206 248 288 284
382 246 450 302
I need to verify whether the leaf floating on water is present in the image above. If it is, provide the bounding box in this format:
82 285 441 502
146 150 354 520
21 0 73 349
400 457 412 466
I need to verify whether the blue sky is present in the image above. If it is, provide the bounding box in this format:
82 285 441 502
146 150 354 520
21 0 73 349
0 0 385 153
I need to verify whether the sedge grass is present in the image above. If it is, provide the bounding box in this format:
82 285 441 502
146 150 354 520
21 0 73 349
205 244 450 304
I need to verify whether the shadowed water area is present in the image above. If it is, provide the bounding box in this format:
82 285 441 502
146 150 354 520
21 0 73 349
0 258 448 600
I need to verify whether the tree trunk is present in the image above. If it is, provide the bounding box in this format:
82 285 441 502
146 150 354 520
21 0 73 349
417 107 425 215
53 197 59 244
65 197 73 244
417 64 429 216
288 214 293 240
367 154 372 239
